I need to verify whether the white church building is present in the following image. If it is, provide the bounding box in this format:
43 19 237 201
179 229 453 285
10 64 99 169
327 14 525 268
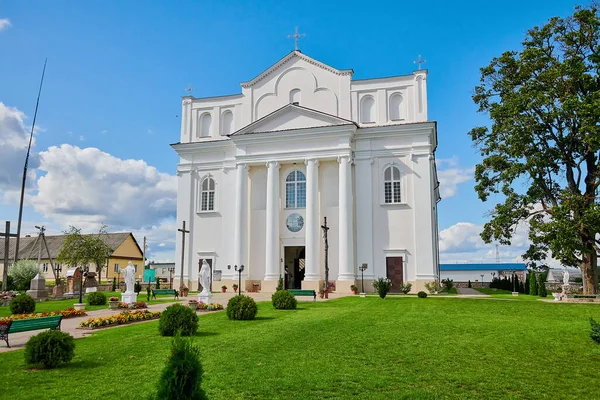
172 50 440 294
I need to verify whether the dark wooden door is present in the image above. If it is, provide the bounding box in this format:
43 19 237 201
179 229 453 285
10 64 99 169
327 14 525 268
386 257 403 293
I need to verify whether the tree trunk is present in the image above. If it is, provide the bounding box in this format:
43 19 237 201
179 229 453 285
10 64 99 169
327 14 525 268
580 251 598 294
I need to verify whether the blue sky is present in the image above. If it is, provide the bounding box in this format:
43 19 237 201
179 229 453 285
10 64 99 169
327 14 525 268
0 0 582 263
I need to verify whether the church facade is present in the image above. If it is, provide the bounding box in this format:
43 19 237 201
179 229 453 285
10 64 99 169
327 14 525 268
172 51 440 294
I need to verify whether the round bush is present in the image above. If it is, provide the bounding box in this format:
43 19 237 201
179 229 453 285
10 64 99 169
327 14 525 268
158 304 199 337
24 330 75 368
271 290 297 310
417 291 428 298
226 295 258 320
87 291 107 306
10 294 36 314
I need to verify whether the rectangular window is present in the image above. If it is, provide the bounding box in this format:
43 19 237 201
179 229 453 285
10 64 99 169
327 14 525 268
286 183 296 208
208 192 214 210
201 192 208 211
296 182 306 208
55 263 62 272
393 182 401 203
134 264 138 273
384 182 392 203
42 263 48 272
114 263 120 273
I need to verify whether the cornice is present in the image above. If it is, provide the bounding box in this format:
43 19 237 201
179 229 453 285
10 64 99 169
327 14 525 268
231 124 356 144
171 139 233 155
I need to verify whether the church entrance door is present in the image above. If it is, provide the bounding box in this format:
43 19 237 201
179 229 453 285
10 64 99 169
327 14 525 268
284 246 305 289
386 257 403 293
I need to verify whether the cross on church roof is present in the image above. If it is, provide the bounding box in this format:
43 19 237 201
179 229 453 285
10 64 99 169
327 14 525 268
414 54 426 70
185 84 194 96
288 26 306 51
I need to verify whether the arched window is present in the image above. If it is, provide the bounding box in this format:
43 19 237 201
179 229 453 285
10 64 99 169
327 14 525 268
200 177 215 211
360 96 375 123
199 113 212 137
289 89 301 105
384 165 401 204
221 111 234 135
285 170 306 208
389 93 405 121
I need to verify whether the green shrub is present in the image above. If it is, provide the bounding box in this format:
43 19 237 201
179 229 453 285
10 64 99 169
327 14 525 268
399 282 412 294
0 276 15 291
156 277 161 289
111 277 116 292
24 330 75 369
154 333 207 400
10 294 36 314
424 281 441 293
134 281 142 294
442 279 454 292
87 292 107 306
226 295 258 320
418 291 427 298
8 260 40 291
147 286 152 302
538 274 547 297
529 272 538 296
468 280 472 288
590 318 600 344
276 275 284 291
372 278 391 299
158 304 199 336
271 290 297 310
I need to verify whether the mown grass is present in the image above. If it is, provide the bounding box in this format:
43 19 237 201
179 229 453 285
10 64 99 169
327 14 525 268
0 292 178 317
1 296 600 399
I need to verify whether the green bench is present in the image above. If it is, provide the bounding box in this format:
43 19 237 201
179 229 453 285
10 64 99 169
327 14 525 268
288 289 317 301
151 289 179 300
1 315 63 348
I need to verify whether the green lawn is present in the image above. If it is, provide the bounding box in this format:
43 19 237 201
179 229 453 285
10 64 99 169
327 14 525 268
0 292 179 317
1 297 600 399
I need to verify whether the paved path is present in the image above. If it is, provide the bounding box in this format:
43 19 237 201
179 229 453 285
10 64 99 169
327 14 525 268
456 287 489 296
0 291 344 353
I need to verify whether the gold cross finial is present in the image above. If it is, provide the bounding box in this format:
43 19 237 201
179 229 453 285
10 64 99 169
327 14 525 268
288 26 306 51
185 84 194 96
414 54 426 70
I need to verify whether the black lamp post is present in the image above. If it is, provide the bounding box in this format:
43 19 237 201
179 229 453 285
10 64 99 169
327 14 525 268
359 263 368 294
234 265 244 296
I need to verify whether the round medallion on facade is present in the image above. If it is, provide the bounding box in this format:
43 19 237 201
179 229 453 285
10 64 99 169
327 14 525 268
286 213 304 232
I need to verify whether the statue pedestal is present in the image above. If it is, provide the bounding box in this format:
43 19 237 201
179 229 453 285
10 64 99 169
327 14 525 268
85 287 97 293
197 292 213 305
121 292 138 304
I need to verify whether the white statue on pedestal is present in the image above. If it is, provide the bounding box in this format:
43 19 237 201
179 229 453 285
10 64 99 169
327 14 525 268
120 261 138 304
563 269 570 284
197 259 213 304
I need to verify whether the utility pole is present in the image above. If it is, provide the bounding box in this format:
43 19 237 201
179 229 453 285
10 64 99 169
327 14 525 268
142 236 147 282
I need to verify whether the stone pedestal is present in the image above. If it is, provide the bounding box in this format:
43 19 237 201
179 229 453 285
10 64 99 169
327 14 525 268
197 292 213 305
26 273 48 300
84 272 99 293
121 292 138 304
52 285 64 298
85 287 98 293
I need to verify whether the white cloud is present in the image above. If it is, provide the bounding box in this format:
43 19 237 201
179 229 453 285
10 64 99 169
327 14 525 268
79 135 85 141
436 157 473 199
0 19 11 31
32 144 177 231
101 130 108 135
0 103 39 199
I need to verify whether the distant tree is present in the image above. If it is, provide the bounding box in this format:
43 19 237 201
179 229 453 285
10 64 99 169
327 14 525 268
8 260 40 291
87 225 112 281
57 227 89 271
538 273 547 297
469 5 600 294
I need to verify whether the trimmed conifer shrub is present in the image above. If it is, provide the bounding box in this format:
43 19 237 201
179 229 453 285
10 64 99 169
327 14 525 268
276 275 284 291
159 304 199 336
10 294 36 314
271 290 297 310
226 295 258 320
156 277 161 289
590 318 600 344
529 272 538 296
24 330 75 369
467 280 472 288
111 277 116 292
524 275 530 294
87 292 107 306
417 291 427 298
538 273 547 297
155 333 207 400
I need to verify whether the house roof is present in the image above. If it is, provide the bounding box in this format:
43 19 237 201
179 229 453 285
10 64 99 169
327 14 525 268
439 263 527 271
0 232 140 261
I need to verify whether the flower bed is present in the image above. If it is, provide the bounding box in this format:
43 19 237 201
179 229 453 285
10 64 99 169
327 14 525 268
117 301 147 309
198 302 224 311
0 307 87 324
78 310 161 329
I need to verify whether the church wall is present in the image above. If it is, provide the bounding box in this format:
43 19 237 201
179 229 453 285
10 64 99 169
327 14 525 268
318 160 340 283
249 166 267 281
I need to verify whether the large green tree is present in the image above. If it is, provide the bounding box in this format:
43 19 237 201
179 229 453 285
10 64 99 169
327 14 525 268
87 225 112 281
470 4 600 294
57 226 112 280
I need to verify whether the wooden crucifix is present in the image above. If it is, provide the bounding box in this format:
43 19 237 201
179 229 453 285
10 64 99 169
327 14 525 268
321 217 330 299
178 221 190 291
0 221 18 291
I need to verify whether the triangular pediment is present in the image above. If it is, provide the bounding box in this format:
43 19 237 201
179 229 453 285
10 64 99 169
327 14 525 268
241 51 353 88
231 104 356 136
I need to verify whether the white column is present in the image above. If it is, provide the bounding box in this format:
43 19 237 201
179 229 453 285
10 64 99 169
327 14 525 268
233 163 248 269
355 157 374 280
337 155 355 280
264 161 280 281
304 158 320 281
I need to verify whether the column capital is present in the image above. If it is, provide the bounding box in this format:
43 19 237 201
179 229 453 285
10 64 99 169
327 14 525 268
265 160 280 169
337 155 352 164
304 158 319 167
236 163 250 171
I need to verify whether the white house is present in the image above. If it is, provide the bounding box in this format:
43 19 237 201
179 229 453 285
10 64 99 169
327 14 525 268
172 50 440 294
